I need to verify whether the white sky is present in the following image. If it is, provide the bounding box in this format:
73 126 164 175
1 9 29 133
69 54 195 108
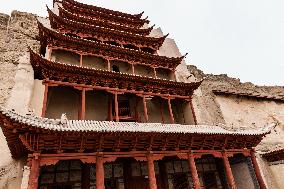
1 0 284 86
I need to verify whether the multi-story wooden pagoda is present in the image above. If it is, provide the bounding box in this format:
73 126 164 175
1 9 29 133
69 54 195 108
0 0 273 188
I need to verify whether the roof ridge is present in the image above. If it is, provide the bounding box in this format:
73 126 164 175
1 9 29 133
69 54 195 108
0 105 275 136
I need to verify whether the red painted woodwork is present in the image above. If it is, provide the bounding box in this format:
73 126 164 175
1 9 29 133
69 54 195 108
38 23 185 70
114 93 119 122
48 47 52 61
48 9 164 50
153 67 157 79
41 83 49 117
143 96 149 122
188 154 201 189
80 89 86 120
160 99 165 123
173 69 177 81
28 155 40 189
64 0 145 20
58 5 152 36
132 63 135 75
222 152 237 189
80 54 83 66
189 98 197 125
250 150 267 189
107 59 111 71
30 50 200 98
61 0 148 28
96 155 105 189
108 94 113 121
147 154 157 189
167 98 175 124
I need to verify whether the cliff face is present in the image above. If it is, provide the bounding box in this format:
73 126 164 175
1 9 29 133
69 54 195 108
0 11 39 106
188 65 284 152
0 11 39 189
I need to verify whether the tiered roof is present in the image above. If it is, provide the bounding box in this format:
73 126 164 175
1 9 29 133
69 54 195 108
30 50 201 98
61 0 145 19
58 5 153 36
0 105 274 158
60 0 149 28
262 147 284 162
48 8 166 50
38 22 185 69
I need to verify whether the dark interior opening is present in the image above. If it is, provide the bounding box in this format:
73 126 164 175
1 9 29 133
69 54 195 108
112 65 120 72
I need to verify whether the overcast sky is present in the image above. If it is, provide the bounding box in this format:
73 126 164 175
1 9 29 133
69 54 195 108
1 0 283 86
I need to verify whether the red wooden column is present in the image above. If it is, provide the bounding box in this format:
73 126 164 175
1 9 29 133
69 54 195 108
48 47 53 61
222 152 237 189
173 69 177 81
153 67 157 78
80 54 83 67
250 149 267 189
131 63 135 75
79 88 86 120
27 154 40 189
108 94 113 121
167 98 175 124
96 156 105 189
160 98 165 123
114 92 119 122
41 83 49 117
143 96 149 122
107 59 111 71
189 98 197 125
147 153 157 189
188 154 201 189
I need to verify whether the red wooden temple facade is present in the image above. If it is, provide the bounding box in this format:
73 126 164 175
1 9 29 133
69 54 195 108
0 0 274 189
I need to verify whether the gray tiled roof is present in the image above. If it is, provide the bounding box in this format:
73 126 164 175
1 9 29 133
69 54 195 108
0 106 275 136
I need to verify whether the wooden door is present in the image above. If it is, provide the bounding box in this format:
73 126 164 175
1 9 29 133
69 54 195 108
128 177 149 189
172 173 190 189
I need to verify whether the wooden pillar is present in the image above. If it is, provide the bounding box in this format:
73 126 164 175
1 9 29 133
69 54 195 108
27 156 40 189
82 164 90 189
222 152 237 189
96 156 105 189
108 94 113 121
160 98 165 123
48 47 52 61
167 98 175 124
147 154 157 189
107 59 111 71
173 69 177 81
188 154 201 189
189 98 197 125
153 67 157 78
79 89 86 120
250 150 267 189
114 92 119 122
143 96 149 122
132 63 135 75
80 54 83 67
41 83 49 117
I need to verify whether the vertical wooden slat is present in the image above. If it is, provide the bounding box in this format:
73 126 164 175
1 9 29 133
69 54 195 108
250 150 267 189
41 84 49 118
143 96 149 122
168 98 175 124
